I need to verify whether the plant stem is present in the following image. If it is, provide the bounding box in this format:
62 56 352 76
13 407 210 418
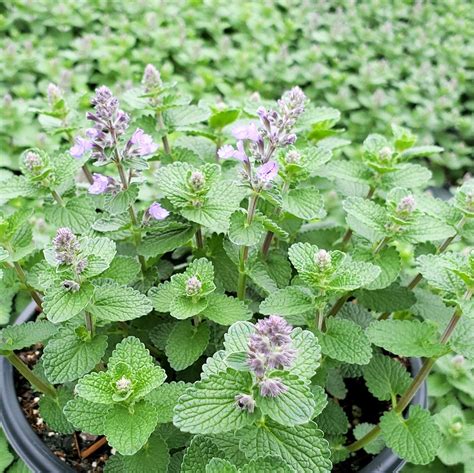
51 189 65 206
156 112 171 155
237 194 259 300
6 352 57 398
82 164 94 184
84 312 94 337
195 227 204 249
12 261 43 309
347 290 471 453
115 159 147 273
81 436 107 459
262 181 290 257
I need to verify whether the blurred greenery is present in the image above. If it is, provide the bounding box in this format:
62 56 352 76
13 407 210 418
1 0 473 180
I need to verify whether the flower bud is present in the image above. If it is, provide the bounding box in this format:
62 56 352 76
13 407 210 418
259 378 288 397
286 150 301 163
186 276 202 296
142 64 162 91
115 376 132 391
450 421 463 435
451 354 465 368
62 280 80 292
397 195 416 214
53 228 79 265
189 171 206 191
379 146 393 161
314 249 331 269
47 83 62 107
23 151 42 171
234 394 256 413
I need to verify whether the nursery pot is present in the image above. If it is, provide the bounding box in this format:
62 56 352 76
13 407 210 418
0 303 427 473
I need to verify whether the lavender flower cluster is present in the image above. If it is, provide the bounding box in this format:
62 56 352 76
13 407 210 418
235 316 296 412
52 227 87 277
218 87 306 191
69 86 158 196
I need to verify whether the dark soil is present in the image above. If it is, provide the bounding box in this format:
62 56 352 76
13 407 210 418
15 345 110 472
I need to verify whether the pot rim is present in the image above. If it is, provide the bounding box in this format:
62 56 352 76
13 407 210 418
0 302 428 473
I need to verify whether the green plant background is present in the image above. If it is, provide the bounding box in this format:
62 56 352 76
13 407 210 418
1 1 473 472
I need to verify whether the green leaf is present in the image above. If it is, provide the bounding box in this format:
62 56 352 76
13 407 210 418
44 196 97 233
343 197 387 242
380 163 432 190
209 108 240 129
149 320 176 350
99 255 141 284
148 281 176 313
402 215 456 243
104 186 139 215
38 387 75 434
0 320 58 352
104 433 170 473
147 381 192 424
76 371 116 404
43 327 108 383
180 436 225 473
353 245 401 290
228 209 265 246
88 282 152 321
223 321 255 353
200 293 252 325
366 320 447 357
380 406 441 465
256 372 315 426
260 286 314 319
362 354 412 401
181 181 246 233
0 428 14 471
318 317 372 365
238 421 332 473
205 458 238 473
357 282 416 313
282 188 326 220
165 320 210 371
399 145 443 160
104 401 159 455
43 282 94 323
290 327 321 379
165 105 210 128
63 397 111 435
353 423 385 455
80 236 117 277
169 295 208 319
173 369 255 434
138 223 195 257
0 175 35 201
315 399 349 435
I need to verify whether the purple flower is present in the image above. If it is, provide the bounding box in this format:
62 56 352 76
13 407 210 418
47 83 62 106
23 151 42 171
259 378 288 397
129 128 158 156
70 136 93 159
255 160 278 183
234 141 249 163
53 228 79 265
189 171 206 191
234 394 256 413
217 144 236 160
247 315 296 378
148 202 170 221
232 123 261 142
88 173 113 195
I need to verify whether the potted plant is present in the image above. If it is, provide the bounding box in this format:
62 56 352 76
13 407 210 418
0 66 472 472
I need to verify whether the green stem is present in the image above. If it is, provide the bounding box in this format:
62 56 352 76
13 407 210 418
12 261 42 308
6 352 57 398
195 227 204 249
157 112 171 155
237 194 259 300
262 181 290 257
115 159 147 273
347 291 471 453
84 312 94 337
82 164 94 184
51 189 64 206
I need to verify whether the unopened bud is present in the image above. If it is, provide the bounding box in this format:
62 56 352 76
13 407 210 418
450 422 463 434
397 195 416 214
189 171 205 191
23 151 42 171
186 276 202 296
315 249 331 269
142 64 162 91
47 83 62 106
379 146 393 161
286 150 301 164
451 354 465 368
115 376 132 391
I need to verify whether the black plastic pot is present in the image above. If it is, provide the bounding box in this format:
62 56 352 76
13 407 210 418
0 303 427 473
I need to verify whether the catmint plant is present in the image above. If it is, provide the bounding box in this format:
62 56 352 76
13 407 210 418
1 76 473 473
